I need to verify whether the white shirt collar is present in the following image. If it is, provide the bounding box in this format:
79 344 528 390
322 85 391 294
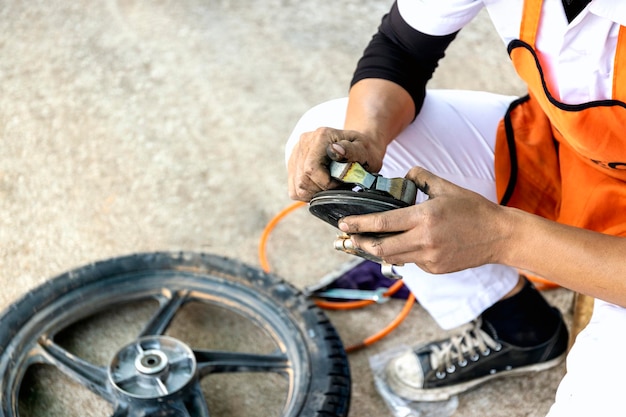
589 0 626 26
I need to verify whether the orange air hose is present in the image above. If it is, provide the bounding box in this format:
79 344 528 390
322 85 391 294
258 201 415 353
258 201 306 273
345 292 416 353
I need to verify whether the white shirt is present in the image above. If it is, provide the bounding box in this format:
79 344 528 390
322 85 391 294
397 0 626 104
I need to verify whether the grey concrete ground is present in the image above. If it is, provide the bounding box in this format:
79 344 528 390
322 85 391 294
0 1 575 416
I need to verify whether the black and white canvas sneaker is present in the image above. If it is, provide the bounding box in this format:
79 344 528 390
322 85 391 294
385 311 569 401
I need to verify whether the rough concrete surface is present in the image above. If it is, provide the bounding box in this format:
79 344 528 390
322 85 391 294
0 1 575 416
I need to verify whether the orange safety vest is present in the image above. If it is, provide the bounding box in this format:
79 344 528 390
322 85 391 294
495 0 626 236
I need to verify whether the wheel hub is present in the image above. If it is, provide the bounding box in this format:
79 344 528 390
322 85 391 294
135 348 169 374
109 335 197 400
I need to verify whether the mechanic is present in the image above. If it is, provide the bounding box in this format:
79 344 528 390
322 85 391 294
285 0 626 414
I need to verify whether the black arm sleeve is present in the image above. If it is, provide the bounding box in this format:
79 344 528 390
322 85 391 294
351 1 458 117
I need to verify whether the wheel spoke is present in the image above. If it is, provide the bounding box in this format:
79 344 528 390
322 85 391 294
37 336 114 402
140 290 190 337
195 349 291 377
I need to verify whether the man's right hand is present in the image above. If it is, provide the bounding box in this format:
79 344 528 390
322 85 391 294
287 127 386 202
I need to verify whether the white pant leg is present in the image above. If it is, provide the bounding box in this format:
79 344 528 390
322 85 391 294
285 90 520 329
547 300 626 417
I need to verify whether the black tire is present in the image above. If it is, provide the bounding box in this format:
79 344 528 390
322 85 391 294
0 252 350 417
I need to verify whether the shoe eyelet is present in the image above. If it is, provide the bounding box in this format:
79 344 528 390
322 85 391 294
446 365 456 373
482 348 491 356
470 354 480 362
458 359 468 367
494 343 503 352
436 371 446 379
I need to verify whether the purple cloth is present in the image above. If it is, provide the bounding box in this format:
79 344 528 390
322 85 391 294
325 260 411 300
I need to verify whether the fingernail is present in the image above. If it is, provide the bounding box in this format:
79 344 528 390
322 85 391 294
330 143 346 157
338 221 348 232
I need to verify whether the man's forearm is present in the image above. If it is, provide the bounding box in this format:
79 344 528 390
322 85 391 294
502 206 626 307
343 78 415 165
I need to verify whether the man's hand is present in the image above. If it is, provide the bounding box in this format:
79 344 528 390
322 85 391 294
337 166 510 274
287 78 415 202
287 127 386 202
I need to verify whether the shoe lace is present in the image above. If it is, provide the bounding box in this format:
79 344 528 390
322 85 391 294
429 318 502 374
